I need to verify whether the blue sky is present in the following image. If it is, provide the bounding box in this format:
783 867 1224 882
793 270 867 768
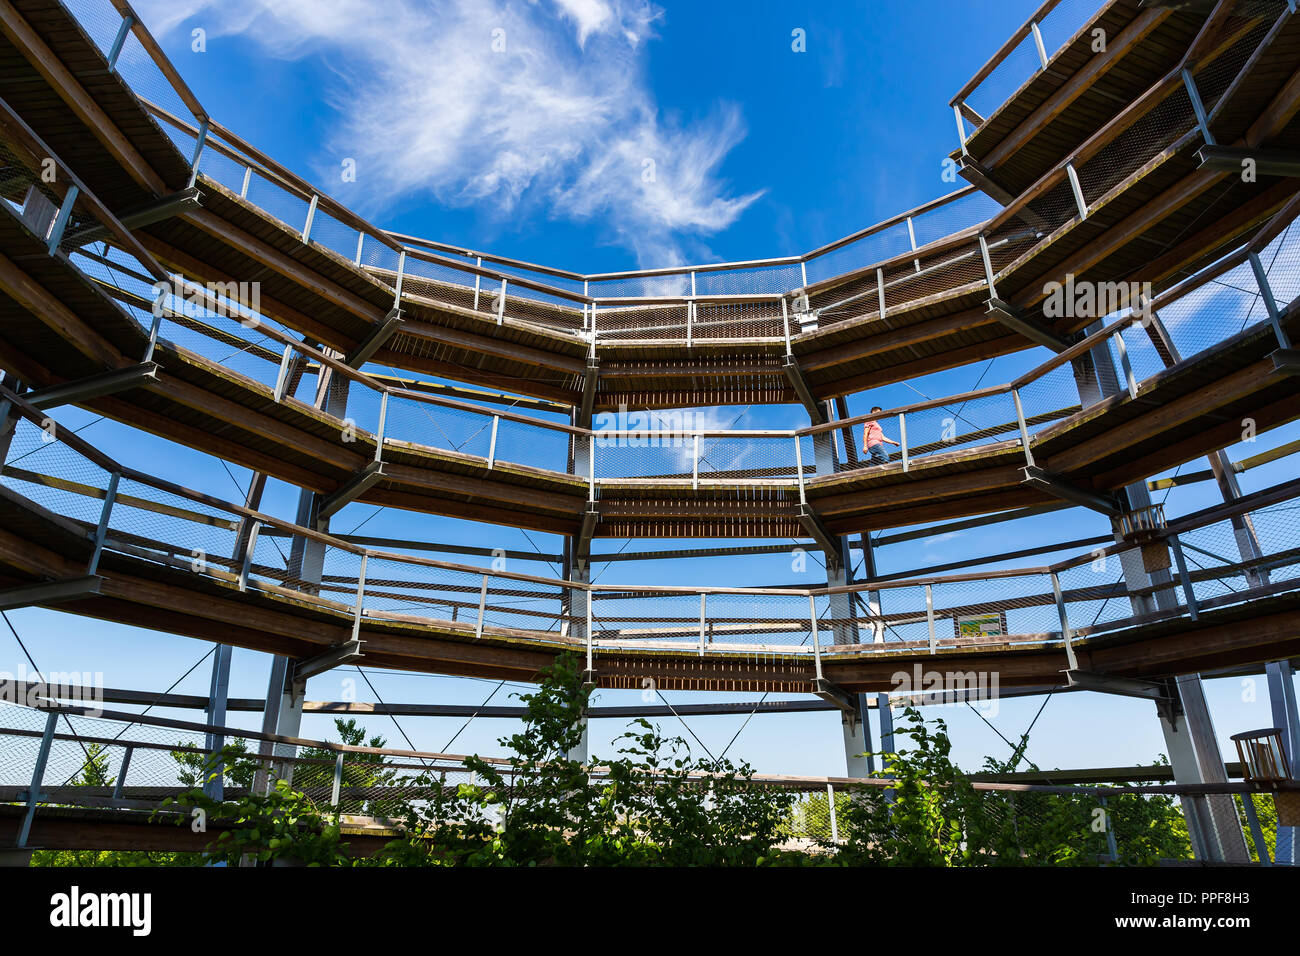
4 0 1297 780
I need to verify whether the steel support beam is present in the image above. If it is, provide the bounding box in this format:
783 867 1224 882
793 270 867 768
22 362 158 410
1066 670 1169 701
797 505 841 564
987 298 1071 352
203 642 232 801
1020 466 1120 515
0 576 102 611
64 187 202 246
782 355 825 424
343 309 404 367
1196 145 1300 177
316 461 385 525
292 640 364 683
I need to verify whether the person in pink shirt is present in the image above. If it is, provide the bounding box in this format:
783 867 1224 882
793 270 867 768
863 406 900 465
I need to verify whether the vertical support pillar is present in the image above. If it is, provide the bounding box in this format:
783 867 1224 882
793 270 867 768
1267 661 1300 863
203 642 233 800
1159 676 1250 863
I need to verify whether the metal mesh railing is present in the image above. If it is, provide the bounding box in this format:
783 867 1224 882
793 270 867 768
5 701 1289 864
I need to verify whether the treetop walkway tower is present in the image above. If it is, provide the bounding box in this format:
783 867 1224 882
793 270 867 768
0 0 1298 863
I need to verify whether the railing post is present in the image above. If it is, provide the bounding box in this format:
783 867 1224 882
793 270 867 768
331 751 345 808
1065 161 1088 221
86 472 120 576
800 260 808 289
781 298 792 354
586 585 594 671
106 14 135 72
187 118 209 189
1030 20 1049 70
487 415 499 468
273 345 295 402
925 584 937 654
978 234 997 299
1241 794 1272 865
1248 252 1294 350
142 305 164 364
1169 534 1199 620
692 433 700 490
686 302 693 347
1051 571 1078 671
237 521 261 592
239 166 252 199
393 250 407 309
1112 329 1139 399
351 553 368 642
794 436 806 503
1182 68 1216 146
17 711 57 847
588 435 596 502
301 194 319 243
112 745 133 802
497 278 507 325
827 782 840 844
1012 388 1035 467
877 268 887 320
45 185 80 254
808 593 823 682
374 391 389 463
898 413 909 472
1100 795 1119 862
698 592 707 656
473 261 482 312
475 574 489 639
953 103 968 156
354 232 365 266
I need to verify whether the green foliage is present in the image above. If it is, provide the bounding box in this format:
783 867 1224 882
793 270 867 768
162 780 349 867
172 739 257 790
1237 792 1278 863
44 662 1197 868
829 709 1193 866
295 718 397 816
370 653 798 867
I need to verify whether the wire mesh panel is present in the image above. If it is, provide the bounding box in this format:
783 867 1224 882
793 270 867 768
243 170 312 235
400 255 483 314
1056 558 1146 634
1075 84 1196 206
1156 261 1269 360
963 30 1049 124
156 303 285 392
106 477 242 576
109 31 199 139
492 417 571 474
361 557 484 628
592 591 703 649
308 210 364 263
479 570 566 638
62 0 130 59
931 573 1060 643
587 273 692 300
703 591 814 652
899 392 1021 464
0 418 112 528
1015 362 1082 438
695 263 804 298
871 584 933 646
383 395 496 460
804 223 914 289
195 144 252 196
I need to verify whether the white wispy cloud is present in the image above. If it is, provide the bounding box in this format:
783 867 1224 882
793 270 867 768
135 0 762 266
